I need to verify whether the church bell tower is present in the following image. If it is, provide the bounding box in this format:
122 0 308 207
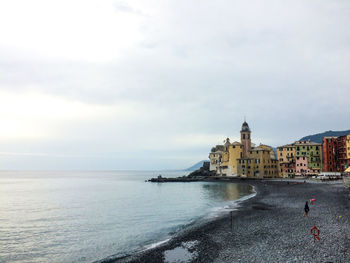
240 120 251 158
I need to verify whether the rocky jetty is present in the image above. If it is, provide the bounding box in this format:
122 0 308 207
148 161 215 182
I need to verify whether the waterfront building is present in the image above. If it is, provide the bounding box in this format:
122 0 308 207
321 134 350 173
209 145 224 174
216 139 244 176
322 137 337 172
295 140 322 175
277 144 295 163
336 136 347 171
347 135 350 159
240 121 251 158
258 144 276 160
208 121 280 178
279 161 296 178
276 144 296 177
237 147 279 178
295 156 310 175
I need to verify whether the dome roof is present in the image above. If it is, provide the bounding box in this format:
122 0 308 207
241 121 250 132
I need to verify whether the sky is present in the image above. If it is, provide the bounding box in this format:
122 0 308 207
0 0 349 170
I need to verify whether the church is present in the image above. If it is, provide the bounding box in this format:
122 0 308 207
209 121 280 178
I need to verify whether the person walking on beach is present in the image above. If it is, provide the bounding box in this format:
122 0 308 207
303 201 310 217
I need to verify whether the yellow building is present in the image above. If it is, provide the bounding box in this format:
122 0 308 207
258 144 276 160
237 148 279 178
277 144 295 163
208 121 280 178
276 144 296 177
220 141 243 176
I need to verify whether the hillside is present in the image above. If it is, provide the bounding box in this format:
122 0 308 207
299 130 350 143
184 160 208 171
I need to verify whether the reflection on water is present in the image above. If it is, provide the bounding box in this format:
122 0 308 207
202 183 253 201
0 171 254 263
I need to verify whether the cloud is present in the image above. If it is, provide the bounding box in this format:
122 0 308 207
0 0 349 169
113 1 146 16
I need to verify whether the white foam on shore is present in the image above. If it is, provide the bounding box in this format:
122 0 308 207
141 185 257 256
237 186 257 203
206 185 257 219
143 238 171 251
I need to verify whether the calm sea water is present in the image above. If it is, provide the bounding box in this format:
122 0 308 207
0 171 254 263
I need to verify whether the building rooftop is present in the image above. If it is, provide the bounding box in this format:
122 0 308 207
241 121 250 132
277 143 295 148
295 140 321 145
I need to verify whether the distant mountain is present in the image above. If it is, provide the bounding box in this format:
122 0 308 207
300 130 350 143
184 160 208 171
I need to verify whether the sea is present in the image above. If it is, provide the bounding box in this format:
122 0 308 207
0 170 254 263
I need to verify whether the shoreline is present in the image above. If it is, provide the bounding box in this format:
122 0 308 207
109 179 350 263
97 180 256 263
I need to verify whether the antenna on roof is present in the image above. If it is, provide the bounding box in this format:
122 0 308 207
244 115 246 122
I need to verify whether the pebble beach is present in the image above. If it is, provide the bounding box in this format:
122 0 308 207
113 179 350 263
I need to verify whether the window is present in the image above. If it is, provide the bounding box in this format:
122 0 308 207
243 134 245 139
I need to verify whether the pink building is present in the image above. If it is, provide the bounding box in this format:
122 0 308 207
296 156 310 175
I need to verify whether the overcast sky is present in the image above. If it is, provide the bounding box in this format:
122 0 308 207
0 0 349 170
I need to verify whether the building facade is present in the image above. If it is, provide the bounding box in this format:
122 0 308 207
321 134 350 173
336 135 348 172
347 135 350 160
322 137 337 172
295 156 310 175
295 140 322 175
208 121 280 178
240 121 251 158
276 144 295 177
219 140 243 176
209 145 224 174
237 147 279 178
